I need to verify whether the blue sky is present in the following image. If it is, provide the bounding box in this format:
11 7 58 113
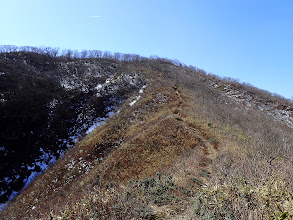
1 0 293 99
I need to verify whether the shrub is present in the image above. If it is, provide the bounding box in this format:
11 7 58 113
193 177 293 219
129 174 180 206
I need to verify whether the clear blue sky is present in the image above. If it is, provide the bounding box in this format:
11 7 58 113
1 0 293 99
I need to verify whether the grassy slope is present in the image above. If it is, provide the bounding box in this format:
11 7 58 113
2 62 293 219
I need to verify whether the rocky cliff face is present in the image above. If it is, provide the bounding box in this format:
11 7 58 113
201 75 293 129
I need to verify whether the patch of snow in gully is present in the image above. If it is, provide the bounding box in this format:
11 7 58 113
129 96 141 106
129 85 146 106
0 110 116 212
86 111 114 134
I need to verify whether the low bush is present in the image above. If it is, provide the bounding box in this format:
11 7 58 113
193 177 293 219
129 174 180 206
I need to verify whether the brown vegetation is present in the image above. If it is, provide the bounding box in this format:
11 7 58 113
1 47 293 219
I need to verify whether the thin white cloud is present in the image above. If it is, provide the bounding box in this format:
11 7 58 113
88 16 102 18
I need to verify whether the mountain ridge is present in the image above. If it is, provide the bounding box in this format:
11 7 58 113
1 47 293 219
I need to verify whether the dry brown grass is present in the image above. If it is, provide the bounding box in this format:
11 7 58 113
2 76 215 219
2 60 293 219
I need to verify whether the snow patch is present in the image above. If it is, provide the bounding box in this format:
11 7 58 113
22 148 57 189
129 96 141 106
48 98 59 109
60 77 89 92
129 85 146 106
0 203 8 212
95 73 143 97
95 84 103 90
3 177 12 184
0 147 59 211
85 111 115 134
139 85 147 94
23 172 39 189
0 190 6 197
0 191 18 211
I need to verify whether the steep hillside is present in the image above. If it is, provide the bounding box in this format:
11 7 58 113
1 47 293 219
0 51 144 205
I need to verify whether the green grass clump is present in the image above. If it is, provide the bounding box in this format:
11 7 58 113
129 174 180 206
190 177 204 186
199 169 211 178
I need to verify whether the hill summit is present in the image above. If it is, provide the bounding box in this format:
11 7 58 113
1 46 293 219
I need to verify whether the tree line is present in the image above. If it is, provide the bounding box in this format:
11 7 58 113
0 45 185 66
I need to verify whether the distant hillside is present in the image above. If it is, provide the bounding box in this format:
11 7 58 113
1 46 293 219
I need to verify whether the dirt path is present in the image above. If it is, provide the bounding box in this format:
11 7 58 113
151 87 217 219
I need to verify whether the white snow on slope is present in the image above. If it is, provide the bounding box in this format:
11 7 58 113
129 96 141 106
86 111 115 134
0 110 113 211
129 85 146 106
95 73 143 97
